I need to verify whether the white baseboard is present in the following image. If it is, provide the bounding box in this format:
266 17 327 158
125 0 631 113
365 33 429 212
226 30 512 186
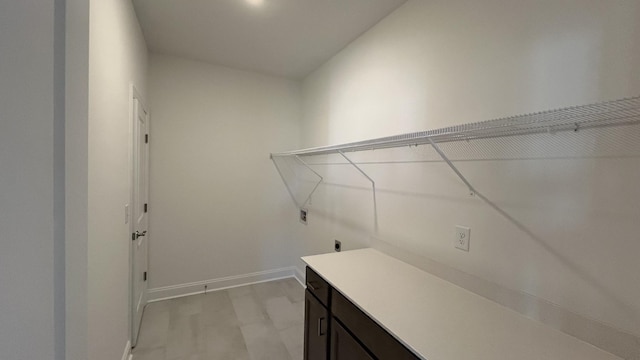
293 266 305 287
121 340 131 360
147 267 297 302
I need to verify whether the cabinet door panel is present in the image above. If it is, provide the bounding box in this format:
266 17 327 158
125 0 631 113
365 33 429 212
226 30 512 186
332 290 419 360
306 267 330 306
305 290 329 360
330 319 375 360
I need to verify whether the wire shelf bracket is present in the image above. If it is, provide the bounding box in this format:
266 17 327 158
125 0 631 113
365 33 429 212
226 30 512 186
427 138 477 197
270 154 323 209
338 151 378 230
295 155 324 208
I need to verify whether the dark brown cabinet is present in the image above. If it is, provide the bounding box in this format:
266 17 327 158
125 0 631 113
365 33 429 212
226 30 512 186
304 266 420 360
330 319 374 360
304 289 329 360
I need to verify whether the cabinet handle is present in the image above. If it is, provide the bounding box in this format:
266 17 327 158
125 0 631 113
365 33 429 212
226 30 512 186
318 317 326 336
307 281 319 291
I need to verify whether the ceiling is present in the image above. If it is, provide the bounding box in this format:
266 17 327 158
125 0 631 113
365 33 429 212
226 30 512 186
133 0 407 79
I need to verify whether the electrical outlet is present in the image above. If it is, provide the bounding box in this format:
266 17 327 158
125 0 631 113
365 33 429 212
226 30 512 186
455 226 470 251
334 240 341 252
300 208 308 225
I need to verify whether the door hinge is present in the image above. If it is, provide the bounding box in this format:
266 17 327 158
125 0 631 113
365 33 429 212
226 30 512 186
144 203 148 213
145 134 149 143
143 271 147 281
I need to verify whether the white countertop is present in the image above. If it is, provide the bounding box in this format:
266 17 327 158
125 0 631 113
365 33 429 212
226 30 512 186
302 248 621 360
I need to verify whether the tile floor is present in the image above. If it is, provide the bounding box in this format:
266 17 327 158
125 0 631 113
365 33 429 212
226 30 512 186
132 278 305 360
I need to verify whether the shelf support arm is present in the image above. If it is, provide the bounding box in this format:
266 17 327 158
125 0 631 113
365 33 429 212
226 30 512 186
270 154 323 209
427 138 477 196
338 151 378 231
295 155 323 208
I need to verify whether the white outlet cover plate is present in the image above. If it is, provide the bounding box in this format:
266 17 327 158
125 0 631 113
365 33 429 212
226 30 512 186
455 225 470 251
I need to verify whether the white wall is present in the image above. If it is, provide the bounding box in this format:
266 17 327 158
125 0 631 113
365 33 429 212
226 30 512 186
65 0 90 357
0 1 60 359
298 0 640 345
87 0 148 358
148 54 301 295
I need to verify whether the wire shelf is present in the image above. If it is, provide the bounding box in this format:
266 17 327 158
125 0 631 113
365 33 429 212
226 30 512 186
271 96 640 158
271 96 640 212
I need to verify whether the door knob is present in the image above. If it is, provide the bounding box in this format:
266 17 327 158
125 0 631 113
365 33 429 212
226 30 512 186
134 230 147 240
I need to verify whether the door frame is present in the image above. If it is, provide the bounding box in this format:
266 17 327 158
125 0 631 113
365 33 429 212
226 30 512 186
129 84 150 347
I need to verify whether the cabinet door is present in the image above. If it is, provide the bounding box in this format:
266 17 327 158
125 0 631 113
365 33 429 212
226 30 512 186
305 290 329 360
306 267 330 306
332 290 419 360
330 319 375 360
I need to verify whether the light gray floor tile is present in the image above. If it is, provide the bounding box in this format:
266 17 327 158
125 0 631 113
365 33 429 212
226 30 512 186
227 285 253 299
132 346 166 360
145 298 172 315
279 324 304 360
294 300 304 321
166 314 206 359
265 296 302 331
202 291 239 327
175 294 203 317
136 301 171 351
241 322 292 360
174 354 205 360
252 280 286 301
280 278 305 303
133 279 304 360
206 323 250 360
231 294 266 325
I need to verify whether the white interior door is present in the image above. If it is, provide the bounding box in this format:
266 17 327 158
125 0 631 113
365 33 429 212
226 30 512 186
131 97 149 347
